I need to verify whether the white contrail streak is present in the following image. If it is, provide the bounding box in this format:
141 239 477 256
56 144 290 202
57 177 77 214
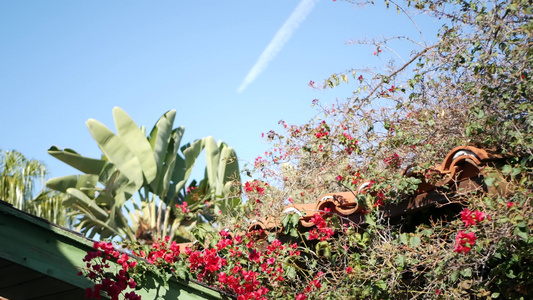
237 0 319 93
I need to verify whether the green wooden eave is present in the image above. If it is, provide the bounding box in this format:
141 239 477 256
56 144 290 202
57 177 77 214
0 200 228 299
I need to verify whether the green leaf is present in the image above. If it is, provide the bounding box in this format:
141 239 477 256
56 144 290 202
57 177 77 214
511 167 522 177
514 223 529 240
157 128 184 202
291 212 300 226
149 110 176 192
286 266 296 279
375 280 386 290
205 137 221 195
395 255 406 268
409 235 421 248
86 119 144 191
460 268 472 278
47 146 107 175
113 107 158 184
400 233 409 246
65 188 109 219
173 137 205 193
451 270 459 282
46 174 99 198
501 164 512 175
290 228 298 238
365 214 376 227
282 214 290 229
484 176 496 187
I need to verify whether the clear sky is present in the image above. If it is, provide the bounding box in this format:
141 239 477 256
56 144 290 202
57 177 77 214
0 0 440 183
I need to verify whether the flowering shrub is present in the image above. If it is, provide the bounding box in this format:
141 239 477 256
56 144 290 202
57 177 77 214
81 0 533 299
80 242 140 300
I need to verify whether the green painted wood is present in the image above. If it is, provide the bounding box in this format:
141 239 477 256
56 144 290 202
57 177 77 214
0 201 228 299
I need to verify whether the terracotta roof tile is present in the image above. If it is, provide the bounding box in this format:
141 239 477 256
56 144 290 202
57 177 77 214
247 146 506 236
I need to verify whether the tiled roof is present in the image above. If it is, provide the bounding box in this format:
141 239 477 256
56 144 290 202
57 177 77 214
246 146 506 239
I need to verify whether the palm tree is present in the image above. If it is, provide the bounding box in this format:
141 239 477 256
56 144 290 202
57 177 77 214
0 150 71 227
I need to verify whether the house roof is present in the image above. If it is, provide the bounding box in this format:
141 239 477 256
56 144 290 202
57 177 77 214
0 200 228 300
246 146 506 238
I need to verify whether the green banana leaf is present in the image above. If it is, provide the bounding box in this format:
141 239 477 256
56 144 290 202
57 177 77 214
148 110 177 194
156 128 184 202
113 107 158 184
47 146 107 175
86 118 144 192
170 138 206 200
46 174 99 199
64 188 109 219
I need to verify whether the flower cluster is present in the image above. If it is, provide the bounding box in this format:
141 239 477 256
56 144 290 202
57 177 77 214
460 208 486 227
175 201 190 213
307 209 335 241
135 236 181 265
454 231 477 254
314 121 330 139
80 241 140 300
454 208 488 255
383 153 401 169
339 132 359 155
244 180 266 195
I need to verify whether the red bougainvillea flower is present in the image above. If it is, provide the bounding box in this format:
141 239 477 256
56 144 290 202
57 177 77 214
460 208 486 227
460 208 476 227
474 210 486 223
296 294 307 300
454 231 477 254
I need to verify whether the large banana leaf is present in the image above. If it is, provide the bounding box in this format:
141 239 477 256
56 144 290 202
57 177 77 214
113 107 158 184
148 110 177 194
86 118 144 192
64 188 109 220
204 137 221 196
46 174 99 199
218 143 239 195
170 138 206 200
156 128 184 202
203 137 241 215
47 146 107 175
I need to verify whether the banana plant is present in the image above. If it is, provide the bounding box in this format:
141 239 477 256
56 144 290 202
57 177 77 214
46 107 241 243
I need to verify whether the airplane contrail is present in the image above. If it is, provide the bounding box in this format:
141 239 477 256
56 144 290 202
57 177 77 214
237 0 319 93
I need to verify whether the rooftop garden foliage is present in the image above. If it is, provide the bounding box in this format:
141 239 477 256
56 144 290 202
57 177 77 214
79 0 532 299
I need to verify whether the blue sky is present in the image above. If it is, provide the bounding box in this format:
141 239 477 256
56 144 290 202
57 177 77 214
0 0 440 183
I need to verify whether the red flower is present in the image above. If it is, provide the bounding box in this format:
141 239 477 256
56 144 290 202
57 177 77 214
474 210 486 223
454 231 477 254
460 208 476 227
460 208 486 226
